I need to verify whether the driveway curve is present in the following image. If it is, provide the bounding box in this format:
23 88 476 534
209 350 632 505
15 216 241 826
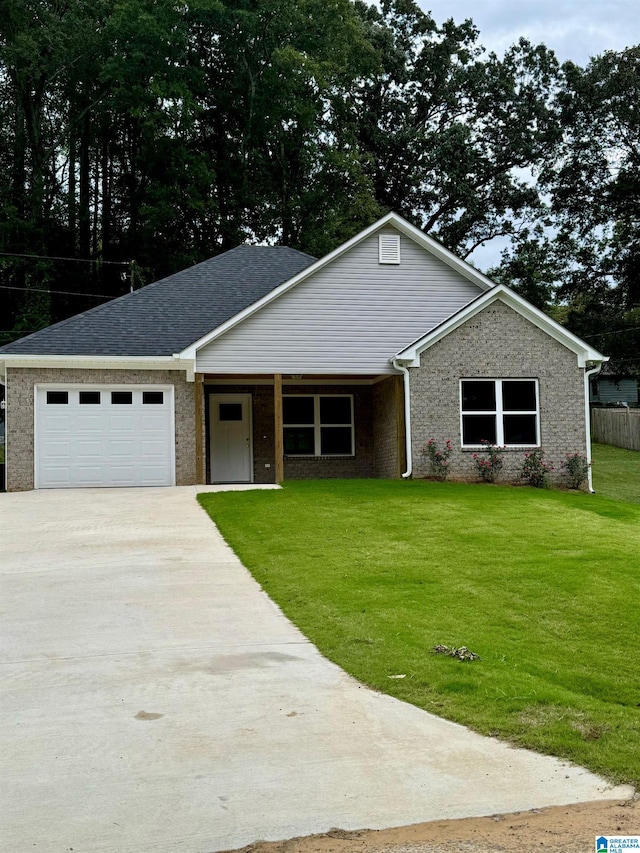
0 486 632 853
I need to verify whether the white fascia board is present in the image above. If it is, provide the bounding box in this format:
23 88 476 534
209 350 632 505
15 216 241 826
393 285 608 368
178 212 496 360
1 354 195 377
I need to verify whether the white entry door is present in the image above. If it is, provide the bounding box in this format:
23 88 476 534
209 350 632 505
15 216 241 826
209 394 252 483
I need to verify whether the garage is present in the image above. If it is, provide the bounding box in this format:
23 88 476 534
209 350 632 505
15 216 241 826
35 385 175 488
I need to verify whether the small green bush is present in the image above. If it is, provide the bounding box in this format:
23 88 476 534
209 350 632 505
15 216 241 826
562 452 590 489
422 438 453 481
472 441 504 483
521 448 553 488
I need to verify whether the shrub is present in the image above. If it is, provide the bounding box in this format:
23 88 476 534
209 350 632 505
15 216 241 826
472 441 504 483
562 452 591 489
521 449 553 488
422 438 453 481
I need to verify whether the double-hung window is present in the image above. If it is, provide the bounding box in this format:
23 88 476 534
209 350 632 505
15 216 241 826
460 379 539 447
283 395 354 456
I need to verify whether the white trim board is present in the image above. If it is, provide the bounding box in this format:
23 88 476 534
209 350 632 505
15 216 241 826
1 355 194 377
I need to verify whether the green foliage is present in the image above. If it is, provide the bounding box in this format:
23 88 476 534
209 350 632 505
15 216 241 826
472 441 504 482
562 452 591 490
0 0 637 365
422 438 453 480
199 479 640 786
520 448 553 487
539 47 640 375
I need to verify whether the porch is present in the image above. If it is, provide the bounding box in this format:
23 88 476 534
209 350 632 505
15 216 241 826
195 374 406 484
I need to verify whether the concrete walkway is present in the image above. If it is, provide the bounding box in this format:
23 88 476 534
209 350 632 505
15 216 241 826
0 487 632 853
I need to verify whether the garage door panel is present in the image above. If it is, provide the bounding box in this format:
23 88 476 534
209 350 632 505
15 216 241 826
76 414 104 430
76 438 104 456
139 467 171 485
44 414 73 431
76 467 104 487
109 414 136 430
41 467 73 487
107 466 137 485
36 386 175 489
140 438 168 455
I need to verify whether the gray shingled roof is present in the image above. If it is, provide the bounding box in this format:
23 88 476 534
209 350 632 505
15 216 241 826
0 245 316 356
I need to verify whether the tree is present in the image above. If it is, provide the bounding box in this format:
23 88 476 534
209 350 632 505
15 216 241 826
541 47 640 374
348 0 561 257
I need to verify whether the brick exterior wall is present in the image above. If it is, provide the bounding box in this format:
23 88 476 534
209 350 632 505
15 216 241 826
5 367 195 491
372 376 401 478
206 383 377 482
409 301 587 484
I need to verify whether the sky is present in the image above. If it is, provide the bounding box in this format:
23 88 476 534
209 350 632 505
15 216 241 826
414 1 638 269
418 0 639 66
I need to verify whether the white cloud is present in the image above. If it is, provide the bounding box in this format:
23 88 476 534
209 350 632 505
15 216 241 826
418 0 639 64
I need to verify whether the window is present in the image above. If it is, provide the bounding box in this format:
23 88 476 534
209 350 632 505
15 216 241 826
283 395 354 456
143 391 164 405
111 391 133 405
79 391 101 405
218 402 242 421
46 391 68 404
460 379 539 447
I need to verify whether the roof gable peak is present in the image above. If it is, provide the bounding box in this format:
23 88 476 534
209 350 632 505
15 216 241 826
179 212 495 358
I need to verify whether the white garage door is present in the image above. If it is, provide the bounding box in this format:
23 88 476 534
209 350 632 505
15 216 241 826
35 386 175 488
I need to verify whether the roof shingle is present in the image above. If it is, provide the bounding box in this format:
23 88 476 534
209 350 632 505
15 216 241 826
0 245 316 356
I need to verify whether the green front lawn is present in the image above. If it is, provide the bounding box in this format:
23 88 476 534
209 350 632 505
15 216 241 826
199 479 640 787
592 442 640 503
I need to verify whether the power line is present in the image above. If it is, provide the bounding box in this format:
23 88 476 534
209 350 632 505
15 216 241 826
0 251 130 266
583 326 640 339
0 285 115 300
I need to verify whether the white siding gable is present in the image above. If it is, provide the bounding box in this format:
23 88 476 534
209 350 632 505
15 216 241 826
196 228 484 375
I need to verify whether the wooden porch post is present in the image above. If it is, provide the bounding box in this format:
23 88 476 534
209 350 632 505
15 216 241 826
274 373 284 483
194 373 205 484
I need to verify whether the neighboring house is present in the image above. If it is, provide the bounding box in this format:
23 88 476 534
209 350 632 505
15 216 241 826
0 213 606 492
590 372 639 406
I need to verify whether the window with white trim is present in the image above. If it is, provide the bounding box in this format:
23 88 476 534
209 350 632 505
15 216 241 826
460 380 539 447
283 395 354 456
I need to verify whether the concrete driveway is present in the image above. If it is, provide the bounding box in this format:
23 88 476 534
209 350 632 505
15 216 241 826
1 487 632 853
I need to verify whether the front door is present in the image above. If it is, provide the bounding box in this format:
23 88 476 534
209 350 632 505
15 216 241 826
209 394 252 482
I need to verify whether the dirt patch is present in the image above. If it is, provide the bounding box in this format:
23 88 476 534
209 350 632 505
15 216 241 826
225 798 639 853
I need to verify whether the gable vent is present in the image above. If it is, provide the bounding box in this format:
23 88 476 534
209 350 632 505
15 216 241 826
379 233 401 264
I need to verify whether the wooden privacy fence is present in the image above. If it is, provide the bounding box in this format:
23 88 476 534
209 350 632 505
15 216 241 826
591 407 640 451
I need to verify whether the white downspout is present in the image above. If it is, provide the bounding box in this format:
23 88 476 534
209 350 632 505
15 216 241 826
392 360 413 479
584 361 604 493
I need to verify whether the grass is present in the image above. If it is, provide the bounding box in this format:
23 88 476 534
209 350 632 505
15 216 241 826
199 478 640 788
592 442 640 503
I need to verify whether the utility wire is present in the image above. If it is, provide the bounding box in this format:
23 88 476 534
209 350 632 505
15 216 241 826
0 251 130 266
583 326 640 338
0 284 115 300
